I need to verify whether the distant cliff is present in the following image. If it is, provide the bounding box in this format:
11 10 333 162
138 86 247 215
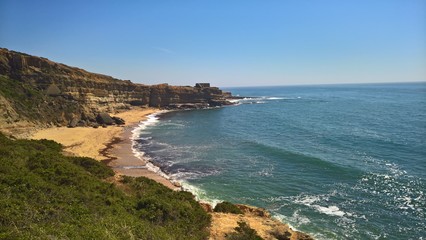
0 48 232 135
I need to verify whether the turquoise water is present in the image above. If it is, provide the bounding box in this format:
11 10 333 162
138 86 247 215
133 83 426 239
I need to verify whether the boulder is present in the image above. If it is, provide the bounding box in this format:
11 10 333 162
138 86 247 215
112 116 125 125
96 112 114 125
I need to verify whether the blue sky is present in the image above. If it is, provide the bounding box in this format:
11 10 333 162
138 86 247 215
1 0 425 87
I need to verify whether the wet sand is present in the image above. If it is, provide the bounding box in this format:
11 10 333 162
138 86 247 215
31 107 178 190
105 122 179 190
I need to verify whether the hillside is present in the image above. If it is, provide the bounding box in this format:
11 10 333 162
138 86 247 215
0 49 314 240
0 133 211 239
0 48 231 136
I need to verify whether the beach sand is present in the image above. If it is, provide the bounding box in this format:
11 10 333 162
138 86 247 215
30 107 310 239
106 120 179 190
31 107 178 190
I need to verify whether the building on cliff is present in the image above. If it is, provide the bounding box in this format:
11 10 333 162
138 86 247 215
195 83 210 88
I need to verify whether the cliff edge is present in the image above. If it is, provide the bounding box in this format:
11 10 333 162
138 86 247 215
0 48 232 136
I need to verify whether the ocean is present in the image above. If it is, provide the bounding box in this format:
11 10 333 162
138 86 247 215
132 83 426 239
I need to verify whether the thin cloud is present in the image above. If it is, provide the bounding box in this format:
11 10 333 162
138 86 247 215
152 47 174 54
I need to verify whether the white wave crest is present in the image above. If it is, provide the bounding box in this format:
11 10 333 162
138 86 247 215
179 180 222 207
130 111 172 181
294 194 346 217
130 112 163 141
231 96 301 105
273 213 299 231
314 205 345 217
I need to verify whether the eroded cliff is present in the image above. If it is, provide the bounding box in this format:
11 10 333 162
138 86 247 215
0 48 232 135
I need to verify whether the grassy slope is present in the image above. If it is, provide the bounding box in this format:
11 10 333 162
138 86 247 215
0 133 210 239
0 74 48 121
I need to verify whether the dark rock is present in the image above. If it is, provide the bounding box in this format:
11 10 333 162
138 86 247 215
102 124 107 128
129 100 145 106
80 112 95 122
167 103 209 110
77 120 86 127
96 112 114 125
209 99 233 107
112 116 125 125
195 83 210 88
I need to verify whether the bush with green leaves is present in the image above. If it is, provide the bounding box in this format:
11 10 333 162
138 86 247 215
0 133 210 239
225 221 263 240
214 201 243 214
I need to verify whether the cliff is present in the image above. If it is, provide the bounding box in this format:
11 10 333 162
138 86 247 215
207 204 314 240
0 48 232 136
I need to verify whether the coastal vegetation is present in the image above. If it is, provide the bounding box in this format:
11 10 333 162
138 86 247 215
0 74 81 131
214 201 243 214
225 221 263 240
0 133 210 239
0 49 313 240
0 74 50 121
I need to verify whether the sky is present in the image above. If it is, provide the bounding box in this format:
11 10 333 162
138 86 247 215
1 0 425 87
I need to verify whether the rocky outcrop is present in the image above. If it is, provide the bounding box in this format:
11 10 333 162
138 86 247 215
209 204 314 240
96 112 114 125
0 48 233 134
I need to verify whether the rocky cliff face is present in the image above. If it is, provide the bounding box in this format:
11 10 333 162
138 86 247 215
209 204 314 240
0 48 232 134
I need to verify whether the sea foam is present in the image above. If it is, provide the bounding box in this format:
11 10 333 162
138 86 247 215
130 111 172 181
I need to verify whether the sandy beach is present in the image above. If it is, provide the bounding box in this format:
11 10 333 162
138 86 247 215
31 107 178 190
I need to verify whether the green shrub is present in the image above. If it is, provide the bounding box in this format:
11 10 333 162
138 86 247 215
0 75 81 125
69 156 114 179
214 201 243 214
0 133 210 239
225 221 263 240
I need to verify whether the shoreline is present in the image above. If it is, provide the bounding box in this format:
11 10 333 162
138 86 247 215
30 106 314 239
104 116 180 190
31 107 179 190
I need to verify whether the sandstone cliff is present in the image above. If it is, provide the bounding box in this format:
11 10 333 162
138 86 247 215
0 48 232 135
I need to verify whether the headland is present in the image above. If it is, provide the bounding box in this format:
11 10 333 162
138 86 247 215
0 48 313 239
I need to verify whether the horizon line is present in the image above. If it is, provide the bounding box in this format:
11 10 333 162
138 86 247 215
220 80 426 89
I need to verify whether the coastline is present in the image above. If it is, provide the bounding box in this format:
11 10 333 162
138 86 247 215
31 106 313 239
104 116 180 190
31 107 179 190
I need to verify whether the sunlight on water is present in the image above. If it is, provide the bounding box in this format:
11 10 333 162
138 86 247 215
132 83 426 239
